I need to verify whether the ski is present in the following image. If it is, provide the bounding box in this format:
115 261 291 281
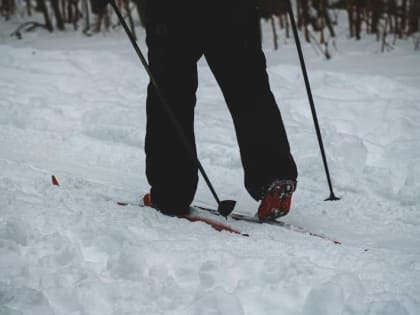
193 204 341 245
51 175 246 237
51 175 339 243
116 202 248 237
117 201 340 244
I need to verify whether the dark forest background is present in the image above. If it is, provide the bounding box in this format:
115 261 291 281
2 0 420 54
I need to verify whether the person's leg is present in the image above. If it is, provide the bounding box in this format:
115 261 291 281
144 6 202 214
203 1 297 201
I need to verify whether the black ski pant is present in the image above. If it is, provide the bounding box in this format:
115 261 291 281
145 1 297 211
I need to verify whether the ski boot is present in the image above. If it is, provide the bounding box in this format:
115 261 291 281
257 180 297 221
143 192 190 216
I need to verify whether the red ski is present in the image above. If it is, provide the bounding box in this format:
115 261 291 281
194 204 341 245
117 201 248 236
52 175 245 236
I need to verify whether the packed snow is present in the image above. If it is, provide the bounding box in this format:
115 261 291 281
1 16 420 315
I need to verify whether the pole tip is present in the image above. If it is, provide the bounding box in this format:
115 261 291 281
218 200 236 217
325 193 340 201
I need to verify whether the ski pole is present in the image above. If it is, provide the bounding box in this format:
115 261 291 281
107 0 236 216
286 0 340 201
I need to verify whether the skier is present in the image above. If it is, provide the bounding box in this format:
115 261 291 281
143 0 297 220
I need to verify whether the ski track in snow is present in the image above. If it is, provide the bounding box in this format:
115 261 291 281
1 21 420 315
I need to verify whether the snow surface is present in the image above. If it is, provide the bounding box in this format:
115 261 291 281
1 17 420 315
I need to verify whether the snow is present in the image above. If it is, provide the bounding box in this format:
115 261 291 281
1 17 420 315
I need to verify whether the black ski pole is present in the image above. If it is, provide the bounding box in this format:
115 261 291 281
287 0 339 201
107 0 236 216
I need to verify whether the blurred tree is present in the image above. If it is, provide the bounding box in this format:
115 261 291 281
51 0 65 30
36 0 53 31
1 0 16 20
90 0 110 32
2 0 419 51
409 0 420 32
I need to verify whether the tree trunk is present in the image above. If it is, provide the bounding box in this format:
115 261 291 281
271 16 279 49
409 0 420 33
123 0 136 40
355 0 361 40
51 0 65 30
299 0 311 42
36 0 54 31
25 0 32 16
82 0 91 34
346 0 354 37
322 0 336 37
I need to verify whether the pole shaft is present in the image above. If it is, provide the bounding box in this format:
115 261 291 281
287 0 338 199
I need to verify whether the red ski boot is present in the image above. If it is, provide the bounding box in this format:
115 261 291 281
257 180 296 221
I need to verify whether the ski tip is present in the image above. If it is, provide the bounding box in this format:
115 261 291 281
52 175 60 186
